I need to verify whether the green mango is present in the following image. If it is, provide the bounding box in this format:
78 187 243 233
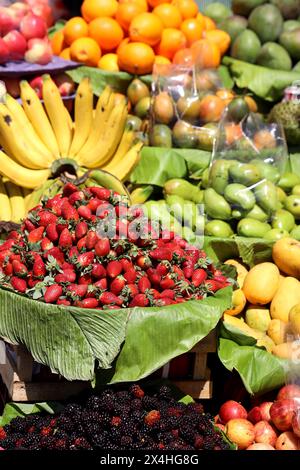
290 225 300 240
204 188 232 220
284 195 300 219
232 209 245 219
164 179 203 203
272 209 295 231
264 229 289 241
201 168 210 189
277 187 287 202
278 172 300 193
237 218 271 238
165 194 198 230
204 220 234 237
182 226 197 244
292 185 300 196
251 160 281 183
245 204 269 222
209 160 231 195
224 183 256 211
229 162 261 186
254 180 278 214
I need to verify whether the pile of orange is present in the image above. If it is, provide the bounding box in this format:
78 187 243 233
51 0 231 74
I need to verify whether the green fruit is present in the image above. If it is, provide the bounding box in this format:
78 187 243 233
204 188 232 220
264 228 289 240
134 96 151 119
231 29 261 63
164 178 203 204
126 114 142 132
272 209 295 231
278 172 300 192
277 187 287 202
237 218 271 237
279 29 300 60
197 123 218 151
232 209 244 219
232 0 268 16
224 183 256 210
251 160 280 183
290 225 300 240
209 159 231 194
177 95 201 124
150 124 172 148
284 195 300 218
246 204 269 222
226 97 250 122
293 61 300 72
205 220 234 237
249 4 283 43
229 162 261 185
172 120 198 148
246 306 271 332
201 168 210 189
292 185 300 196
270 0 300 20
153 92 174 125
283 20 300 32
204 2 232 23
218 15 248 42
254 180 278 214
127 78 150 106
256 42 292 71
166 194 198 230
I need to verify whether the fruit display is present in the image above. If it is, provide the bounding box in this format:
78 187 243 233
216 383 300 450
222 237 300 359
269 99 300 146
221 0 300 71
50 0 231 73
0 0 54 65
2 73 76 100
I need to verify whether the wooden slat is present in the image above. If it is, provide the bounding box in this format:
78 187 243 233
173 379 212 399
191 330 216 353
10 381 91 402
193 353 207 380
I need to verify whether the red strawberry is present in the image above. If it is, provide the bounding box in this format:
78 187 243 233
62 262 74 271
147 288 160 300
69 246 79 258
192 269 207 287
204 279 223 292
146 268 161 286
56 223 68 234
46 247 65 266
99 292 123 306
160 275 175 290
86 231 99 250
7 231 21 241
161 230 175 241
0 250 12 265
150 247 173 262
115 204 128 219
33 256 46 278
116 219 128 238
45 195 67 216
160 289 175 299
46 223 59 242
128 206 144 219
38 210 57 227
110 276 125 295
89 187 111 200
77 205 92 220
136 256 152 269
61 201 79 221
63 182 78 196
120 258 133 271
94 278 107 290
27 275 39 289
67 284 88 298
0 239 15 251
138 276 151 293
44 284 63 303
77 252 94 268
123 283 139 298
28 226 44 243
3 262 13 276
172 266 185 280
12 260 28 277
77 236 87 251
9 254 21 263
57 298 71 306
183 263 194 279
95 239 110 257
69 191 84 205
11 276 27 293
155 298 175 306
77 298 99 309
91 263 106 279
55 269 76 283
129 293 149 307
124 269 137 283
87 198 102 213
78 274 93 285
106 260 122 278
96 203 112 219
59 228 73 249
24 219 36 232
41 237 53 251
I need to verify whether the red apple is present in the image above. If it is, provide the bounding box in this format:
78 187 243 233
277 384 300 405
226 419 255 450
292 410 300 438
3 30 27 61
259 402 273 422
0 38 10 64
20 13 47 40
30 3 53 27
275 431 300 450
53 74 75 97
0 7 19 36
219 400 247 424
270 399 297 432
248 406 263 424
254 420 277 446
10 2 30 17
29 76 43 99
247 443 275 450
25 38 52 65
3 78 20 98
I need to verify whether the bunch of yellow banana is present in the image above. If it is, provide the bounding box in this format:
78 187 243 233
0 75 143 191
0 177 27 223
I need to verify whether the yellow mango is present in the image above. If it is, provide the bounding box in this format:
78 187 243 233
272 238 300 279
245 305 271 332
272 341 300 360
270 277 300 323
257 335 275 353
289 304 300 336
224 289 247 316
224 259 248 288
242 262 280 305
223 314 264 340
267 319 290 345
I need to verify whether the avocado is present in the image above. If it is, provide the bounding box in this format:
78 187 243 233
231 29 261 63
256 42 292 71
279 29 300 60
248 4 283 43
270 0 300 20
232 0 267 17
283 20 300 32
219 15 248 42
203 2 232 24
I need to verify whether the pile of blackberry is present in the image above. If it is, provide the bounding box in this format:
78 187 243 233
0 385 230 450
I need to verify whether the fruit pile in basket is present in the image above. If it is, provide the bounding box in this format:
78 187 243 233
0 183 230 308
51 0 231 73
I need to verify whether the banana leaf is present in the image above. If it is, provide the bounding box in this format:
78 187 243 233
0 402 62 427
67 67 134 96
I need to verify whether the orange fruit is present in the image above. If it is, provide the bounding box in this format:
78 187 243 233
81 0 118 22
225 123 243 145
118 39 155 74
129 12 163 46
63 17 89 46
203 29 231 55
172 0 198 19
154 55 171 64
59 47 71 60
70 37 101 66
119 0 148 11
172 47 195 66
156 28 187 60
148 0 172 7
89 17 124 51
115 2 145 32
153 3 182 29
199 95 225 122
196 12 205 29
216 89 235 101
51 30 66 55
203 16 216 31
191 39 221 68
180 18 203 45
98 53 119 71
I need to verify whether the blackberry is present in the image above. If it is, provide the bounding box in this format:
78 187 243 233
40 435 57 450
54 438 69 450
86 395 103 411
157 385 172 402
71 437 92 450
91 432 109 448
180 426 197 444
81 410 99 426
115 390 131 405
8 416 28 433
22 433 41 449
203 435 217 450
63 403 82 417
129 384 145 399
97 392 115 412
120 435 133 448
56 416 75 433
142 395 159 411
186 402 204 414
84 422 102 438
130 399 143 411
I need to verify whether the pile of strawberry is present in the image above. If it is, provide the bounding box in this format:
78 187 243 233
0 183 230 309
